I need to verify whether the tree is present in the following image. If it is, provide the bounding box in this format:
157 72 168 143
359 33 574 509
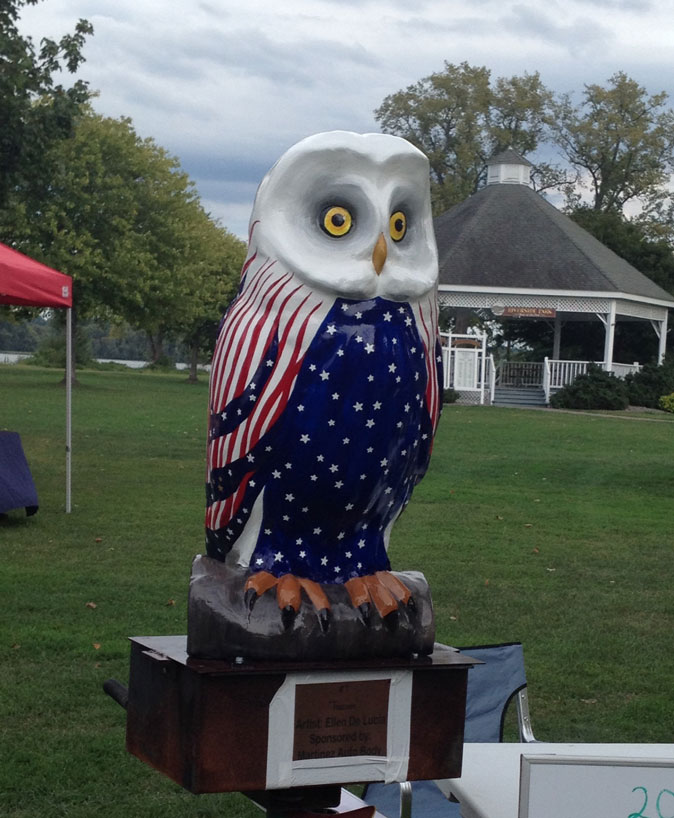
175 226 245 383
374 62 555 213
570 208 674 298
18 109 242 371
550 72 674 213
0 0 92 228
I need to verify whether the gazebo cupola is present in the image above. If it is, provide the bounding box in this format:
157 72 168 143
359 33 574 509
486 148 532 187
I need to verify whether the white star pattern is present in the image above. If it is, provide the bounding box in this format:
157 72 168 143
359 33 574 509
206 295 439 585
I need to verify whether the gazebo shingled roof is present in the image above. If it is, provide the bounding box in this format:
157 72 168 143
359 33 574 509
434 150 673 367
434 183 673 305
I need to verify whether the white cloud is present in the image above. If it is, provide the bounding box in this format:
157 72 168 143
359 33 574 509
17 0 674 240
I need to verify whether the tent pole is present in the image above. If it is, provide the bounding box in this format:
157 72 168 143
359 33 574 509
66 308 72 513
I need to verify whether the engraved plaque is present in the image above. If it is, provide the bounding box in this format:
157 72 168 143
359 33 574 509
293 679 390 761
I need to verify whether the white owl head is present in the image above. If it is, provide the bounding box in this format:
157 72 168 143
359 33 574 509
249 131 438 302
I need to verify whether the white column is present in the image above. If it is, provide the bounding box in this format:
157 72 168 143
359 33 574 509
657 315 668 365
602 302 617 372
552 314 562 360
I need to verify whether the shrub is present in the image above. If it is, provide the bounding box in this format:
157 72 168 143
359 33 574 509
443 388 460 404
659 393 674 413
625 358 674 408
550 363 629 410
28 326 92 368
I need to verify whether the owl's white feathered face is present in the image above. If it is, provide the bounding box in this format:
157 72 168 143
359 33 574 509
250 131 438 302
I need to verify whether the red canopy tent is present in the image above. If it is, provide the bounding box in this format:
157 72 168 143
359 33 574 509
0 241 74 512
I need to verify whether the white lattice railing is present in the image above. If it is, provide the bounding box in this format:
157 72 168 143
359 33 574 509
547 360 593 388
544 359 642 393
610 362 641 378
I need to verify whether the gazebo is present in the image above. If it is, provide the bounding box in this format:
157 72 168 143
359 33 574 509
434 149 674 406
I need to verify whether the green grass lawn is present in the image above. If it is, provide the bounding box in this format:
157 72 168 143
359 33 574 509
1 365 672 817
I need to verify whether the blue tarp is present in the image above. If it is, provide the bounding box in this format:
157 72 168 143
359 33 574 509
0 431 38 515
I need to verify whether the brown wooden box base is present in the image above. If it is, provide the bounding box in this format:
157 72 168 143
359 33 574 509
125 636 477 794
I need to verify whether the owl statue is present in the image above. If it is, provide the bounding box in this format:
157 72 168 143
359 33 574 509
191 131 441 660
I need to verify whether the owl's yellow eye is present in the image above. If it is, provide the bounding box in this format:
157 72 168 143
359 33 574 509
321 205 353 237
390 210 407 242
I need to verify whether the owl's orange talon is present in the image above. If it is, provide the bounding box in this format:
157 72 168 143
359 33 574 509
277 574 302 612
299 578 331 614
346 572 411 621
376 570 412 606
363 574 399 618
345 576 370 609
245 570 278 596
244 571 333 629
244 570 278 610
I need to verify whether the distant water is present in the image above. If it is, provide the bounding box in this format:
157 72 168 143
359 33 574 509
0 352 31 364
0 352 210 371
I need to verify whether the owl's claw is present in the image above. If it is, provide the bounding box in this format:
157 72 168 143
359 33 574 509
358 602 371 624
243 571 331 627
318 607 331 633
282 605 297 630
244 570 414 630
345 572 415 623
244 586 257 611
244 570 278 611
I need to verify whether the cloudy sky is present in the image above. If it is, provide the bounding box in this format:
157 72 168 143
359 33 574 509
19 0 674 239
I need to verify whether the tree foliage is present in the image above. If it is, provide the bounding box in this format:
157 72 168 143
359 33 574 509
15 109 244 362
376 65 674 223
374 62 555 213
0 0 92 225
550 72 674 213
0 1 245 376
570 207 674 297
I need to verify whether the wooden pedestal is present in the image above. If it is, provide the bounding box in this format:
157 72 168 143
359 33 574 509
125 636 477 794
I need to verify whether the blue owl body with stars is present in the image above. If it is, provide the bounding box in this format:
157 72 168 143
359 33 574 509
204 131 441 615
207 296 439 584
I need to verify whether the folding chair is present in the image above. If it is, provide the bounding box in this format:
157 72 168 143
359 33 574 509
362 641 536 818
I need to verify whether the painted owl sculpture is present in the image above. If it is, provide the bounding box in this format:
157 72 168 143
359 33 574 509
187 131 442 661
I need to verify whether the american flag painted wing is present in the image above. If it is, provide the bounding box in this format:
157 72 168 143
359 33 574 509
205 250 332 558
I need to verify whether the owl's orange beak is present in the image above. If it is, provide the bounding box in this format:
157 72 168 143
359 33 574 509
372 233 387 275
